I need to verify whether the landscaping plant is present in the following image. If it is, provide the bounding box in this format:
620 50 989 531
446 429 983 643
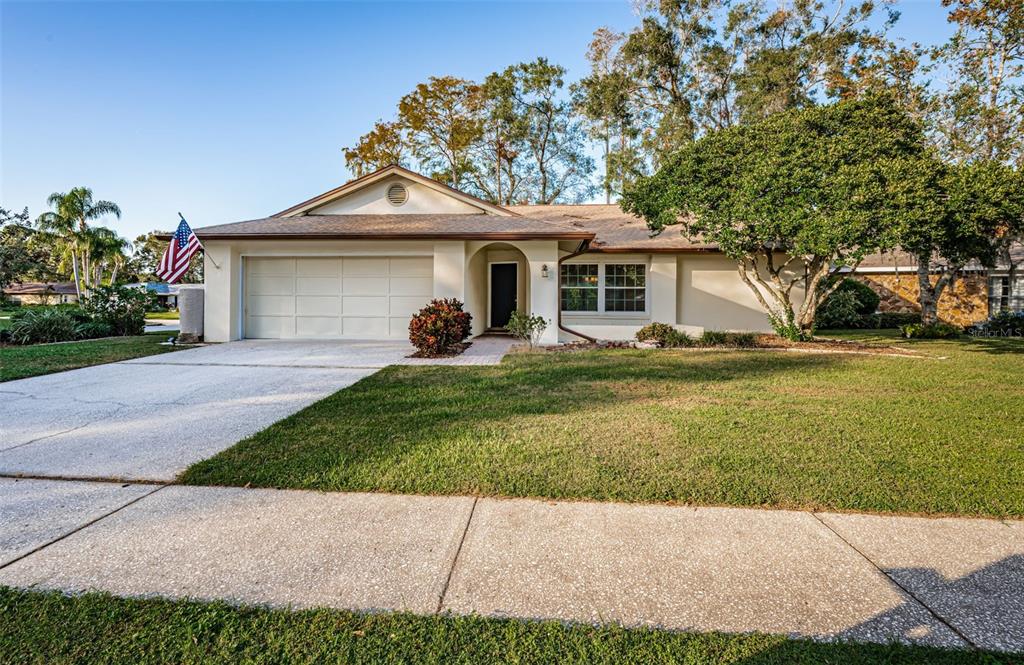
816 279 880 329
969 311 1024 337
506 311 548 350
899 322 961 339
82 285 154 337
635 322 692 348
6 308 83 344
408 298 472 357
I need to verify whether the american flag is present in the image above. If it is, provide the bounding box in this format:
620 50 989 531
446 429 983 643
157 217 202 284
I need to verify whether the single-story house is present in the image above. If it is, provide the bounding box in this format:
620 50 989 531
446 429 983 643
850 245 1024 327
124 282 180 309
190 165 793 344
2 282 78 305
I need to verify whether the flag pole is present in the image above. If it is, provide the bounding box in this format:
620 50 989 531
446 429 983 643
179 212 220 270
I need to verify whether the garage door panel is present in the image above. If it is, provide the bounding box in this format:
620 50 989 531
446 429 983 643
343 276 388 296
245 256 432 340
343 257 389 275
390 277 432 297
296 258 341 277
296 296 340 316
246 316 294 339
297 316 343 337
343 317 388 337
247 276 294 296
389 257 433 276
247 295 295 316
389 296 428 317
389 317 412 338
343 296 388 316
296 276 341 296
247 258 295 275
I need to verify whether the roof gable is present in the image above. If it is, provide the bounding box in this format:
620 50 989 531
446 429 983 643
276 165 516 218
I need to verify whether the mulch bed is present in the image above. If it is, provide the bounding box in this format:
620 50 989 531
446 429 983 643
543 335 921 357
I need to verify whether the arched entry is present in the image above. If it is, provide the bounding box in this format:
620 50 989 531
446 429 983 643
465 242 530 336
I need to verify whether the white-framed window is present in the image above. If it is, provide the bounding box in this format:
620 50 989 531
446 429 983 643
604 264 646 312
560 261 649 314
560 263 599 312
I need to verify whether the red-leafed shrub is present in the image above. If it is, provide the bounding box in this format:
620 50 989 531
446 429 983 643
408 298 473 357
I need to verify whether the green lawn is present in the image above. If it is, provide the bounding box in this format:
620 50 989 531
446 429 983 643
145 310 180 320
1 333 183 382
181 332 1024 518
1 587 1012 665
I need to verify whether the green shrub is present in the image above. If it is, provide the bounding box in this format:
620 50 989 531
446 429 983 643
698 330 727 346
506 311 548 349
698 330 759 347
82 285 153 336
75 320 115 340
725 332 758 347
635 322 692 347
899 322 961 339
817 279 881 328
969 310 1024 337
7 308 82 344
408 298 472 356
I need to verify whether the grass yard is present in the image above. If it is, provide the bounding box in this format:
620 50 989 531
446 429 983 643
0 332 183 382
181 332 1024 517
145 310 180 320
1 587 1013 665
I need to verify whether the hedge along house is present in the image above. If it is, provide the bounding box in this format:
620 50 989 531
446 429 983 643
192 165 802 344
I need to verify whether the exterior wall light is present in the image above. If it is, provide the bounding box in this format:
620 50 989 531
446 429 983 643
541 264 550 279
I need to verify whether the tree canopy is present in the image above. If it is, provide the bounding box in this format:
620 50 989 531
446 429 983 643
622 95 935 337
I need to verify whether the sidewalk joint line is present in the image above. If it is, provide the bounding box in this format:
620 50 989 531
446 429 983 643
125 361 388 370
435 497 478 615
0 472 167 485
0 483 168 572
810 512 979 650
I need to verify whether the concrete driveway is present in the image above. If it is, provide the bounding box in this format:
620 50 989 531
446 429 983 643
0 341 412 481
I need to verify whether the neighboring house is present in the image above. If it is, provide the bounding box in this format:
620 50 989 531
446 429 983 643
2 282 78 305
124 282 180 309
184 164 797 343
851 245 1024 327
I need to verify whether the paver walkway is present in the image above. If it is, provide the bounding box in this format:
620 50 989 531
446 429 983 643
1 477 1020 654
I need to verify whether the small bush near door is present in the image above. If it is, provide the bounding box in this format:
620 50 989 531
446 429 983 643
408 298 473 357
506 311 548 349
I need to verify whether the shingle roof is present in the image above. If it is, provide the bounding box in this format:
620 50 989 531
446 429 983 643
510 204 716 252
193 213 593 241
2 282 77 295
858 242 1024 271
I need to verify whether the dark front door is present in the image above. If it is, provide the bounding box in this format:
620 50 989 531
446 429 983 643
490 263 517 329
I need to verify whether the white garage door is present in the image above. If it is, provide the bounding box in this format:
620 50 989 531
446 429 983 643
244 256 433 339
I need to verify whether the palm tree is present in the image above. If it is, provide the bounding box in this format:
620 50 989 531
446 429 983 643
85 227 132 285
36 188 121 298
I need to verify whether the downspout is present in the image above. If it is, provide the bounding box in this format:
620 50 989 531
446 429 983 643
557 239 597 343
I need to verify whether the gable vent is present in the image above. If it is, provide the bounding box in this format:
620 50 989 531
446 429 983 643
386 183 408 206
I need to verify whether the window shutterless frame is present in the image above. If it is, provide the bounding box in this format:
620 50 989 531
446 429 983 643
560 261 649 315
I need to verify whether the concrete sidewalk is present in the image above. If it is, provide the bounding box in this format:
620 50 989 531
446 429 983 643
0 477 1020 654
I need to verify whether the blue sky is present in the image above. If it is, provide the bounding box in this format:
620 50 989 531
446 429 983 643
2 0 954 239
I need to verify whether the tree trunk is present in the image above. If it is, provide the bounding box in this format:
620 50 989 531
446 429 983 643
916 259 939 325
70 249 82 301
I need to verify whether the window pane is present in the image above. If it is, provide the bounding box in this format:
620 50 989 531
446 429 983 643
604 287 646 312
561 287 598 311
560 264 598 287
604 264 646 312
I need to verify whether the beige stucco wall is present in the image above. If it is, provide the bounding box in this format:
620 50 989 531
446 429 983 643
202 239 803 344
677 254 805 334
309 175 485 215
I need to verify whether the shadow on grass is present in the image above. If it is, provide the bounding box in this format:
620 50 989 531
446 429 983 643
179 349 842 491
959 335 1024 355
